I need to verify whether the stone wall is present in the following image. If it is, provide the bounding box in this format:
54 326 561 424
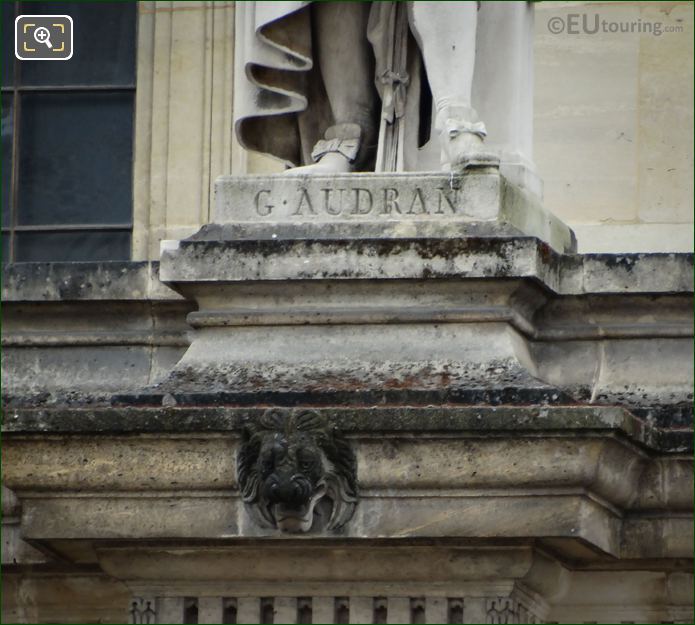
535 1 694 252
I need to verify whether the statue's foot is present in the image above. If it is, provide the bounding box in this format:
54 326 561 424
442 129 483 168
284 152 354 176
284 123 361 176
436 107 497 171
441 130 498 170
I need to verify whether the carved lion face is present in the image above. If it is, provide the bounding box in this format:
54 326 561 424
237 409 357 533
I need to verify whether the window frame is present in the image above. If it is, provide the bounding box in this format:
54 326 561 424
1 1 137 263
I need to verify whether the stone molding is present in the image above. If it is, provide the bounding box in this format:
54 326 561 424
3 254 691 299
99 548 687 624
123 593 541 624
1 261 179 302
132 2 240 260
161 234 693 295
154 227 693 427
3 257 691 423
105 547 554 623
3 405 691 562
3 404 687 452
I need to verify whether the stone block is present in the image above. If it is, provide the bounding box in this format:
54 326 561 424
213 170 576 253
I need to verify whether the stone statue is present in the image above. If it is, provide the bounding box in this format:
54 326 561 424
234 1 493 175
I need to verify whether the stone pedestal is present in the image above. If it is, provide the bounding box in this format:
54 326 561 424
210 166 575 253
2 170 692 623
150 167 580 409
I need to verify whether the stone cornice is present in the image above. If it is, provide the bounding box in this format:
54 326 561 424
2 243 693 303
3 406 692 562
1 405 690 453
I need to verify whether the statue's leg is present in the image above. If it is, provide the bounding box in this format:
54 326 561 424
408 2 487 169
287 2 376 175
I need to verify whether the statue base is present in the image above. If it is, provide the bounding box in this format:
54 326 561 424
151 167 577 406
212 164 576 253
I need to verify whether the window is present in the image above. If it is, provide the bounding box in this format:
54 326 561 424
2 1 136 262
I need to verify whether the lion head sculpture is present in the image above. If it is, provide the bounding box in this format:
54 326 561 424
236 409 358 533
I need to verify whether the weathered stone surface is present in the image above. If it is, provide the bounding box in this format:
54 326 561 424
3 404 691 564
100 545 537 584
215 172 502 222
3 1 693 620
161 234 693 295
0 404 683 450
140 319 569 409
213 171 576 253
1 261 181 302
546 570 694 624
2 486 46 567
2 263 193 409
2 573 129 624
3 436 235 491
3 252 691 422
155 240 693 420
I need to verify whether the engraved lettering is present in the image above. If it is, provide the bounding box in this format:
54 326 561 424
406 187 428 215
322 188 346 216
351 188 373 215
436 187 458 214
256 183 461 220
254 189 273 216
292 187 317 215
381 188 401 214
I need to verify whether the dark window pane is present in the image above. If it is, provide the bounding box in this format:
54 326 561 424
17 91 133 225
19 2 136 86
2 93 12 227
15 230 130 261
2 232 9 263
2 2 15 86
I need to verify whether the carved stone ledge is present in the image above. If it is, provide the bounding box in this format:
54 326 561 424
3 404 691 562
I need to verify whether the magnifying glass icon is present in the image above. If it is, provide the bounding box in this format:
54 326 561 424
34 26 53 49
